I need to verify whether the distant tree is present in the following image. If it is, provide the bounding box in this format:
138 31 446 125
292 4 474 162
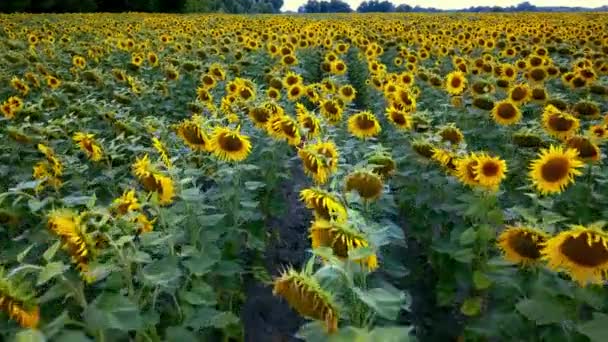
515 1 537 11
395 4 412 12
298 0 352 13
357 0 395 12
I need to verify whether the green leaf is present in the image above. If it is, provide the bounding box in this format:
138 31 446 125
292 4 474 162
295 321 328 341
142 256 182 287
459 227 476 246
368 326 413 342
52 331 92 342
184 308 239 330
578 312 608 342
62 195 95 206
42 241 61 262
244 181 265 190
37 262 68 286
183 255 218 276
165 327 198 342
473 271 492 290
28 198 47 212
451 248 475 263
516 297 568 325
84 293 143 332
12 329 46 342
17 244 35 263
198 214 226 227
140 232 174 247
353 287 406 320
347 246 374 261
461 297 483 317
179 283 217 306
180 187 201 202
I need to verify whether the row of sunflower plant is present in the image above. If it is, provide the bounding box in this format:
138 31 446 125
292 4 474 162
0 11 607 342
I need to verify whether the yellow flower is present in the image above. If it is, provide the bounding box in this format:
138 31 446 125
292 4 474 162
113 189 140 215
270 116 301 146
73 132 104 162
445 71 467 96
497 226 548 266
273 267 338 333
472 153 508 191
46 75 61 89
176 117 212 152
345 170 384 201
348 111 382 139
152 137 172 168
542 225 608 286
209 126 252 162
491 100 522 126
542 105 579 140
385 106 412 130
529 145 584 195
300 188 347 223
310 219 378 270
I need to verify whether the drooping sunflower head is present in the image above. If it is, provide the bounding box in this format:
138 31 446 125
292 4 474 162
445 70 467 96
297 108 321 139
542 224 608 286
345 170 384 201
529 145 584 195
273 267 339 333
412 139 435 159
491 100 522 126
512 130 546 149
0 268 39 328
572 101 601 120
113 189 140 216
473 153 508 191
300 188 347 223
431 147 458 173
566 136 601 162
368 153 396 179
319 99 343 125
347 111 382 139
248 106 273 128
73 132 103 162
310 220 378 270
311 141 339 172
542 105 580 140
176 118 212 152
472 96 496 111
132 154 153 178
209 126 252 162
298 146 331 185
270 116 301 146
385 105 412 130
438 124 465 145
497 226 548 266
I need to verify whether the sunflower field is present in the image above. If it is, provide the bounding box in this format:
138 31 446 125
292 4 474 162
1 11 608 342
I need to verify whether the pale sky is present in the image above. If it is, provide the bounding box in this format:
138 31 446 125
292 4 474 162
282 0 608 11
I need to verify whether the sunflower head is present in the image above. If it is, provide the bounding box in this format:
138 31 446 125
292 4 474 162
73 132 103 162
455 153 481 187
491 100 522 126
512 130 546 149
113 189 140 215
431 147 458 173
445 70 467 96
348 111 382 139
529 145 584 195
438 124 465 145
542 225 608 286
385 105 413 130
300 188 347 223
345 170 384 201
270 116 301 146
0 268 39 328
299 146 332 185
412 139 435 159
176 117 212 152
319 99 343 125
310 220 378 270
497 226 548 266
542 105 580 140
368 153 396 179
273 267 339 333
473 153 508 191
210 126 252 162
508 84 531 104
566 136 601 162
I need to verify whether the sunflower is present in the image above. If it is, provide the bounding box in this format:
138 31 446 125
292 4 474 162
412 139 435 159
565 136 601 162
152 137 172 168
472 153 508 190
10 77 29 96
135 213 155 233
497 226 548 266
542 105 580 140
47 210 96 282
273 267 339 333
508 84 531 104
345 170 384 201
472 96 495 111
270 116 301 146
248 106 273 128
209 126 252 162
529 145 584 195
431 147 458 173
1 101 14 119
310 220 378 270
348 111 381 139
300 188 347 223
287 84 304 101
319 99 343 125
113 189 140 216
455 153 481 187
299 147 331 185
588 124 607 141
73 132 103 162
132 154 176 205
572 101 601 119
283 71 303 88
512 130 546 149
266 87 281 100
445 71 467 96
368 153 396 179
296 104 321 139
338 85 356 103
439 125 465 145
491 100 522 126
176 118 212 152
46 75 61 89
0 269 39 328
311 141 339 173
542 225 608 286
385 106 412 130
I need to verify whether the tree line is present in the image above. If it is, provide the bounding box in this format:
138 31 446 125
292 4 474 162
0 0 284 13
